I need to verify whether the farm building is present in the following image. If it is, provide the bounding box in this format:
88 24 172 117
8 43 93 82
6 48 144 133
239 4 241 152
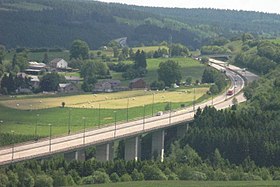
28 61 46 70
58 83 79 93
25 61 47 75
93 79 124 93
16 73 40 88
49 58 71 71
129 78 146 89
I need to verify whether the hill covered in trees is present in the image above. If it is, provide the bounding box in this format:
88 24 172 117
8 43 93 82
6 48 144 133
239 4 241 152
0 0 280 49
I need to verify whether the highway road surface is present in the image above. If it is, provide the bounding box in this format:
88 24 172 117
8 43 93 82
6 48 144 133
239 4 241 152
0 59 258 165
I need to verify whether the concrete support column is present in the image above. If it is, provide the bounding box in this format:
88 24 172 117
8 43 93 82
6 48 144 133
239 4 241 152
124 136 141 161
95 143 114 161
152 130 165 162
64 149 85 162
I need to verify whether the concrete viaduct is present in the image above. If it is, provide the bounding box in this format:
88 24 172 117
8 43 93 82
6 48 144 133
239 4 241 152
0 59 258 165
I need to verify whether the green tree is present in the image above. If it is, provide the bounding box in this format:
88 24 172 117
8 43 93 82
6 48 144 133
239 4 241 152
134 50 147 69
0 64 4 78
186 77 192 85
158 60 182 87
6 170 19 187
42 52 49 64
70 40 90 60
113 47 119 58
81 176 94 184
109 172 120 183
80 60 110 78
141 165 167 180
201 57 209 64
120 174 132 182
18 171 35 187
40 73 61 91
0 45 5 64
129 48 135 60
210 84 219 94
122 47 129 58
131 169 144 181
169 43 189 57
150 80 165 90
92 171 110 184
242 33 254 43
52 168 68 187
34 175 53 187
0 173 8 187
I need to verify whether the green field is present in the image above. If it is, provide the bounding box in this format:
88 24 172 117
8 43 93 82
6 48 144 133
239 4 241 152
83 181 280 187
112 57 205 86
90 45 168 59
1 88 208 110
271 38 280 45
0 87 209 137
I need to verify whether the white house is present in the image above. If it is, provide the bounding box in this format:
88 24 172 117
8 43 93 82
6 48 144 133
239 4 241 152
50 58 68 69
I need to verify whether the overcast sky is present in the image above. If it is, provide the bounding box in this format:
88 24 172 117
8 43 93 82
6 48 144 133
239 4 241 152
97 0 280 14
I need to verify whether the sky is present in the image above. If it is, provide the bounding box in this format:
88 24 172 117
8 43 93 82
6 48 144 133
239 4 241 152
98 0 280 14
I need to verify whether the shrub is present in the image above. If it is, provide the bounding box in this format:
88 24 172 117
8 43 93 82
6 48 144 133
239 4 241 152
191 171 207 181
110 172 120 183
35 175 53 187
81 176 94 184
131 169 144 181
120 174 132 182
142 165 167 180
92 171 110 184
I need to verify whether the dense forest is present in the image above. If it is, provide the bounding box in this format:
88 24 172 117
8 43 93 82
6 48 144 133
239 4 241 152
0 0 280 49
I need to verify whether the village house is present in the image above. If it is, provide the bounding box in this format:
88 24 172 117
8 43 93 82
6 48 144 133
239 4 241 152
129 78 146 89
16 73 40 88
25 61 46 75
93 79 123 93
58 83 79 93
29 75 40 88
49 58 71 71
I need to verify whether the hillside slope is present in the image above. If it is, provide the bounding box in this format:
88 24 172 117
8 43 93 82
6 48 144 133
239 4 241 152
0 0 279 49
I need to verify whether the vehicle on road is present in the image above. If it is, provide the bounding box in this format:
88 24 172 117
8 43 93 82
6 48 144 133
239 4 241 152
227 89 234 96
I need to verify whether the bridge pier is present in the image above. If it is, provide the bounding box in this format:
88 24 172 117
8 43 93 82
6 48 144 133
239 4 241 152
64 149 85 162
124 136 141 161
152 130 165 162
95 143 114 161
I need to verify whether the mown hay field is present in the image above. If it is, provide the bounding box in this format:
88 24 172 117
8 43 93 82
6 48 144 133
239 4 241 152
1 88 208 110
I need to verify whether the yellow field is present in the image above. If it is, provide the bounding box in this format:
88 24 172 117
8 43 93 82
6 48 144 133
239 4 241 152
1 88 209 110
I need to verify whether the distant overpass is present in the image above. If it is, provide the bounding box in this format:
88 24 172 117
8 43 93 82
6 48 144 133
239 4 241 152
0 60 257 165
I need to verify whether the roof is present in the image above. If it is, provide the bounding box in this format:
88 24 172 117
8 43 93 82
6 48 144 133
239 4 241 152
25 69 41 72
65 76 83 81
130 78 144 83
29 75 40 82
50 58 63 64
59 83 71 88
28 62 46 67
99 79 121 84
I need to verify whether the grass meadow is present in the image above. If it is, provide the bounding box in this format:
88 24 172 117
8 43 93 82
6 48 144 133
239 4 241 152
0 87 209 137
111 57 206 86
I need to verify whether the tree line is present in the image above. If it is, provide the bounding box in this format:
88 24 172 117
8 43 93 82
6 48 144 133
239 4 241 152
0 141 279 187
234 40 280 75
